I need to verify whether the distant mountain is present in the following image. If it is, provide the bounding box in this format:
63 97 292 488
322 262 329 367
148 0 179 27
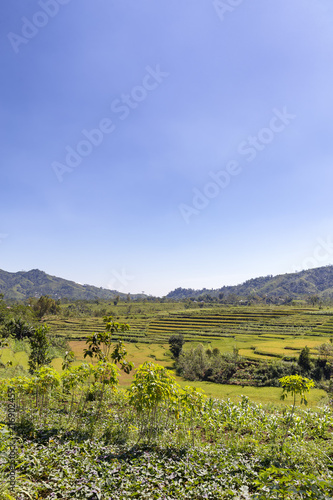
166 265 333 301
2 266 333 303
0 269 143 301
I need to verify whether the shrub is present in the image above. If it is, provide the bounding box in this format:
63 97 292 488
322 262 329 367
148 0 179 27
28 325 52 373
168 334 185 359
298 346 312 372
129 362 180 443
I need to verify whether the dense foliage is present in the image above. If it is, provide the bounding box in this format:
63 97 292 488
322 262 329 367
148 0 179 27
1 363 333 498
28 325 52 373
176 344 333 389
168 334 185 359
0 295 70 376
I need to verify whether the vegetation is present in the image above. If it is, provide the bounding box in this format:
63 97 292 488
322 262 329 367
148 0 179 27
0 295 69 376
28 295 60 319
1 318 34 341
166 265 333 302
43 302 333 357
279 374 315 451
1 294 333 391
2 265 333 303
298 346 312 372
0 269 144 301
2 293 333 497
1 361 333 498
83 316 132 367
168 333 185 358
28 325 52 373
175 341 333 391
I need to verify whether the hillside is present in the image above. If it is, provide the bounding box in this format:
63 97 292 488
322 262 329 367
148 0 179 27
2 265 333 302
0 269 140 301
166 265 333 301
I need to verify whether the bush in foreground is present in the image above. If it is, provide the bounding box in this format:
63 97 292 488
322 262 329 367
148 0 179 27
0 363 333 498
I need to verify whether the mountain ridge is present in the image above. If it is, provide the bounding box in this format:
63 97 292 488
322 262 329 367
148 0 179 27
1 266 333 302
166 265 333 301
0 268 140 301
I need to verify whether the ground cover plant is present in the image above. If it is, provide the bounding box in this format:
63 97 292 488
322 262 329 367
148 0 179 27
1 363 333 498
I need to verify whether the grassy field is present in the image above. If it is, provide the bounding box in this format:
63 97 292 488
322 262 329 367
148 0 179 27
67 339 327 406
0 348 29 368
1 340 326 406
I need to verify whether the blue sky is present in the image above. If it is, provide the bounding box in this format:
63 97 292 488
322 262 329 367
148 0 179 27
1 0 333 296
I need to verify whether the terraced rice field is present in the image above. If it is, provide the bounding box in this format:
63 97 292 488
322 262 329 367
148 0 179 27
45 305 333 362
46 316 148 342
145 307 331 342
4 304 333 404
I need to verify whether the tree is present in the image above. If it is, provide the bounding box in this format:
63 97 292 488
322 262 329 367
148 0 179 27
307 295 319 306
298 346 312 372
168 334 185 359
83 316 134 374
128 362 181 443
2 317 35 340
280 374 314 406
225 293 239 304
279 374 314 450
30 295 60 319
315 342 333 361
28 325 52 373
0 294 11 324
0 336 11 368
62 350 75 371
184 299 192 309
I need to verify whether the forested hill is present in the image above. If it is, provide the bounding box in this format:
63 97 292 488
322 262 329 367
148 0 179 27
166 265 333 301
2 265 333 302
0 269 139 301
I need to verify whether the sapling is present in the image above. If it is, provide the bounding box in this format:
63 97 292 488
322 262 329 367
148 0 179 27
179 386 206 446
279 374 314 451
129 362 181 444
83 316 134 373
62 350 75 371
31 366 60 427
61 363 93 428
92 360 119 420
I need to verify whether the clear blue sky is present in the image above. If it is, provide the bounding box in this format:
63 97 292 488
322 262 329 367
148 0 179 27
1 0 333 296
